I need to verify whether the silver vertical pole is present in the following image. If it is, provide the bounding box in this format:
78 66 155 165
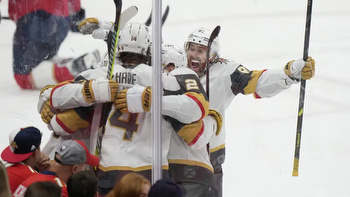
151 0 163 184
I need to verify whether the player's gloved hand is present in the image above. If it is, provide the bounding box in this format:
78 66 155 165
82 77 119 103
38 85 57 125
41 101 56 124
208 109 223 135
284 56 315 81
115 84 151 113
38 85 55 113
78 17 112 40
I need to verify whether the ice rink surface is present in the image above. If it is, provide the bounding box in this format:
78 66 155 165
1 0 350 196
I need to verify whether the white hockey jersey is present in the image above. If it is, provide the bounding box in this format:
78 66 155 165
202 58 296 168
46 64 209 186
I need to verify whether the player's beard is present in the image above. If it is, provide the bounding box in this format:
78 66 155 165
188 57 205 75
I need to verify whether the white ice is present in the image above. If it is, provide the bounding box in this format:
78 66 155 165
1 0 350 196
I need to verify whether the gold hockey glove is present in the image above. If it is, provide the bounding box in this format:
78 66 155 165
208 109 223 135
115 85 152 113
41 101 56 124
284 56 315 81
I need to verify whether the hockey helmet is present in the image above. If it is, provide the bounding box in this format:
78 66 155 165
161 43 187 70
117 22 151 56
184 27 220 61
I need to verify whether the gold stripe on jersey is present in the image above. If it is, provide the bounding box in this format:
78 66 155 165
56 109 90 134
209 143 225 153
176 120 203 146
99 164 169 172
243 70 266 95
184 92 209 119
168 159 214 173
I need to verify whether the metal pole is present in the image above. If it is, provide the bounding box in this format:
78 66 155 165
151 0 163 184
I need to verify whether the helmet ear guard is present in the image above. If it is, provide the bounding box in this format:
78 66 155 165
184 27 220 62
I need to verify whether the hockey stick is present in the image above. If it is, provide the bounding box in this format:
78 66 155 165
89 0 123 159
119 6 138 29
205 25 221 99
205 26 220 154
292 0 313 177
145 5 170 27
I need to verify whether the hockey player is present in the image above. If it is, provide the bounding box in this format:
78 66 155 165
37 22 209 195
184 27 316 197
159 44 223 197
6 0 101 89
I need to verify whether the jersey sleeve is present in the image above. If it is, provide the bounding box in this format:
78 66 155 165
164 114 216 148
50 68 107 110
50 107 93 136
254 68 296 98
50 80 92 110
68 0 81 13
162 68 209 124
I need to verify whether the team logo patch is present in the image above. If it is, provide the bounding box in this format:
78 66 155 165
10 141 18 149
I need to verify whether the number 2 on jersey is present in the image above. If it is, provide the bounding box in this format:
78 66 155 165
109 110 139 141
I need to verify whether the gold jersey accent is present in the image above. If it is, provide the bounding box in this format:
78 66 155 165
243 70 266 96
56 109 90 133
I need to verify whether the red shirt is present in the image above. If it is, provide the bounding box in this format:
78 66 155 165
8 0 81 22
13 171 68 197
6 163 37 194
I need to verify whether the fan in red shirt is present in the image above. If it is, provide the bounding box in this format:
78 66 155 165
1 126 50 194
13 139 99 197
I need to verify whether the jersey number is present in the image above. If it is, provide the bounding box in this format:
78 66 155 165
109 110 139 141
185 79 199 90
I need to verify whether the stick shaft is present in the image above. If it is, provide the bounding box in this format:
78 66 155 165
292 0 313 177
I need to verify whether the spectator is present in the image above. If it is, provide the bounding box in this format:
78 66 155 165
105 173 151 197
23 181 61 197
67 170 98 197
0 161 12 197
13 139 99 197
148 178 187 197
0 126 50 194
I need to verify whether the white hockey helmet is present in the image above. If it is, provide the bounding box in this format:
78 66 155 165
162 43 187 69
117 22 151 56
184 27 220 61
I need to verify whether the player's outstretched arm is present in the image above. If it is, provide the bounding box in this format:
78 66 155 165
254 57 315 98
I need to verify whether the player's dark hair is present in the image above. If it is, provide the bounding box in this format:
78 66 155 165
24 181 61 197
117 52 150 66
67 171 98 197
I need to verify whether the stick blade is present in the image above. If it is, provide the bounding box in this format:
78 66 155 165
161 5 170 27
209 25 221 43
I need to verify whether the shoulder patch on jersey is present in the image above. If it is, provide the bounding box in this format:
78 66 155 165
230 65 252 95
212 58 229 65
